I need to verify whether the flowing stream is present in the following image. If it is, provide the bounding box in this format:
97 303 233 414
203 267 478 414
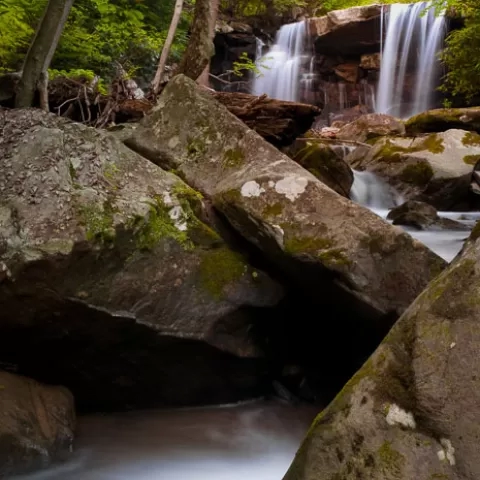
13 401 317 480
351 170 479 262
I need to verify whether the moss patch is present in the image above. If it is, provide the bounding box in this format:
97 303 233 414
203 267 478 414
375 135 444 163
223 148 245 168
463 154 480 165
400 162 434 186
378 441 405 477
198 246 247 299
78 200 116 245
263 202 283 217
462 131 480 147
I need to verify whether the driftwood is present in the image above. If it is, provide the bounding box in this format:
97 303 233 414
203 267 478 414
1 73 320 146
208 91 321 147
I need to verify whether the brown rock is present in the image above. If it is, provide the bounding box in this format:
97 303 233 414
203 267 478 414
334 64 359 83
337 113 406 142
0 371 75 477
360 52 381 70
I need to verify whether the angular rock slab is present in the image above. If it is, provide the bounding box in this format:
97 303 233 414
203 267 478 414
337 113 405 143
0 108 282 410
348 129 480 209
406 107 480 135
126 74 445 320
0 371 75 477
284 228 480 480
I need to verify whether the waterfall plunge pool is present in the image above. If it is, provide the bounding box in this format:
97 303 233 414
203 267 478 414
12 401 317 480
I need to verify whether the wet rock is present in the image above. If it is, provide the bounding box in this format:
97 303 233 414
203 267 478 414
0 371 75 477
284 227 480 480
405 106 480 136
337 113 406 143
126 74 445 324
333 64 359 83
360 53 381 70
387 200 469 230
347 129 480 210
283 139 354 197
0 107 283 411
308 5 382 56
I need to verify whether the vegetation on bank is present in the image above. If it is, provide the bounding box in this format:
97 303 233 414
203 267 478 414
0 0 479 102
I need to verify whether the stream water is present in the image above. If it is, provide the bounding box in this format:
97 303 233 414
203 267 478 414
351 170 480 262
13 401 317 480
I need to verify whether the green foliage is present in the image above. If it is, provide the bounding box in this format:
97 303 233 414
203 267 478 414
0 0 192 81
432 0 480 101
232 52 259 77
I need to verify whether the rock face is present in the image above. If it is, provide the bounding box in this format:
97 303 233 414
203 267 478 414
308 5 382 56
284 139 354 197
347 129 480 210
126 74 445 323
387 200 468 230
0 107 283 411
405 107 480 136
337 113 406 143
284 226 480 480
0 371 75 477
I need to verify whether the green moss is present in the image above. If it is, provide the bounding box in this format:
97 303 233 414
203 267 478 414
463 154 480 165
103 162 120 180
284 235 334 254
78 201 116 245
462 131 480 147
421 134 445 154
378 441 405 478
429 474 450 480
263 202 283 217
198 246 247 299
68 161 77 181
132 198 193 251
400 162 434 186
223 148 245 168
317 248 351 267
373 140 404 163
187 137 207 158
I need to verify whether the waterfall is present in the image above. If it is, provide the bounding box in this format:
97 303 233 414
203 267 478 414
376 2 446 118
255 37 265 60
252 22 307 102
338 82 347 110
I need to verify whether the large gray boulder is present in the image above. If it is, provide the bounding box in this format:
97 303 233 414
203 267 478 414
0 108 283 411
283 225 480 480
0 371 75 477
126 74 445 323
347 129 480 209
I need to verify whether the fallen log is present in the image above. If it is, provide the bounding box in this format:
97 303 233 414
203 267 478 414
0 73 320 146
208 91 321 147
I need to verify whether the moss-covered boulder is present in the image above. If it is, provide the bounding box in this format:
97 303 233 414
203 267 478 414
337 113 405 143
0 371 75 477
284 227 480 480
405 107 480 136
126 74 445 324
0 108 283 411
283 139 354 197
347 129 480 210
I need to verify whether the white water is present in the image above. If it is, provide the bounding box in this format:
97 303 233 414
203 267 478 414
13 401 316 480
376 2 446 118
351 170 478 262
252 22 307 102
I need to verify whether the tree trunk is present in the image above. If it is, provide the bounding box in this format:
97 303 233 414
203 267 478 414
197 0 220 87
15 0 74 109
176 0 214 81
151 0 184 94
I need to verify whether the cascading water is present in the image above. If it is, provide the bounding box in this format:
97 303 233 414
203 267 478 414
350 170 478 262
376 2 446 118
252 22 307 102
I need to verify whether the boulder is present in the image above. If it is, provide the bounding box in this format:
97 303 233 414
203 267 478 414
334 64 359 83
405 107 480 136
284 225 480 480
337 113 406 143
0 108 283 411
347 129 480 209
0 371 75 477
308 5 382 56
284 139 354 197
387 200 469 230
126 74 446 324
